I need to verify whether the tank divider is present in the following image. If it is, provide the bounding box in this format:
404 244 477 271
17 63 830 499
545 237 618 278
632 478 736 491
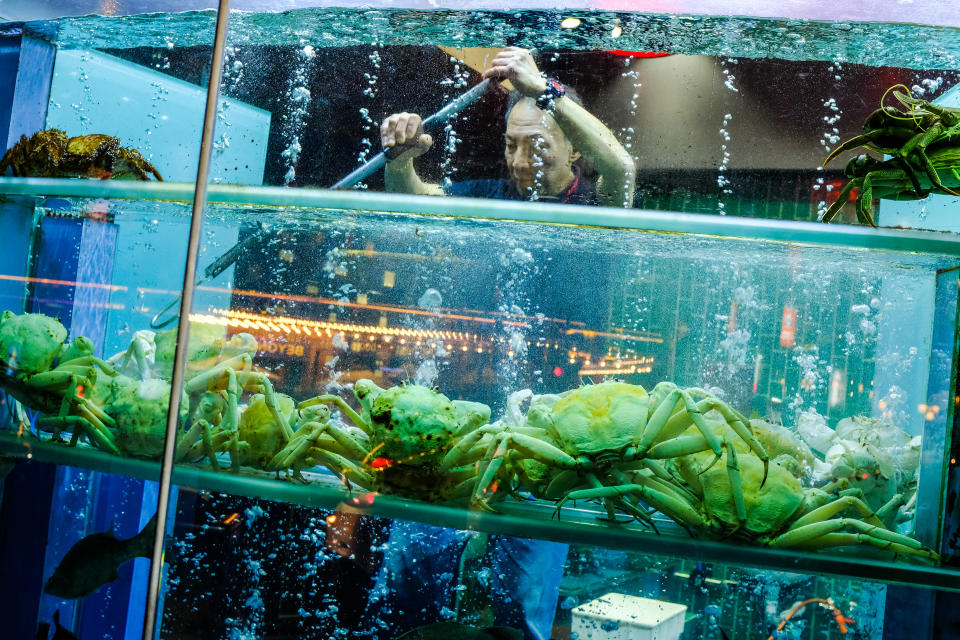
141 1 232 638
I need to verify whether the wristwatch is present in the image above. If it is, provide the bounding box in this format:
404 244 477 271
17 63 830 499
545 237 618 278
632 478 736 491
536 77 566 110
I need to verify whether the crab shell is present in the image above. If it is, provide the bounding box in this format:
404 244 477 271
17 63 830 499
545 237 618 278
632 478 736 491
0 129 68 177
0 129 163 180
104 376 189 459
530 381 649 455
363 383 470 464
676 451 805 537
0 310 68 375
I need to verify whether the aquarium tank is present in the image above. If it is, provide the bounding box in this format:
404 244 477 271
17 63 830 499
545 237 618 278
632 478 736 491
1 1 960 639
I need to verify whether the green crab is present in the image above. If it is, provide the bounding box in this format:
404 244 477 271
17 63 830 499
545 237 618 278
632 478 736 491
270 380 492 501
236 392 298 472
0 311 119 453
0 129 162 180
822 147 960 226
646 436 939 561
801 414 920 529
96 375 190 460
823 86 960 196
109 324 291 468
821 85 960 226
462 381 769 524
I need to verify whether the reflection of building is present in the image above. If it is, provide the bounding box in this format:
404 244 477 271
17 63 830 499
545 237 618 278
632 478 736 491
610 240 877 425
197 302 662 410
219 222 672 407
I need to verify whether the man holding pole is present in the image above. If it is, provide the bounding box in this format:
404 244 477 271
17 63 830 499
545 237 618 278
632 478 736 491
380 47 636 208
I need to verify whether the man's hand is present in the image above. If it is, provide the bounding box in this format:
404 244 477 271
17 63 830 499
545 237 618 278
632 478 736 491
482 47 547 98
381 112 433 162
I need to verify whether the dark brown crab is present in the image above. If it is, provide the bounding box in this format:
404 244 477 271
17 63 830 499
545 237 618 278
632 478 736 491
0 129 162 180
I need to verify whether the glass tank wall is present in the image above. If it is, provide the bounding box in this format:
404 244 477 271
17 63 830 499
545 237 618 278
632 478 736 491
1 2 960 640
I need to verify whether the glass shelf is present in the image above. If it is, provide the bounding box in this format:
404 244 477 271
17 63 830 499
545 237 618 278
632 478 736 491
5 177 960 257
2 430 958 594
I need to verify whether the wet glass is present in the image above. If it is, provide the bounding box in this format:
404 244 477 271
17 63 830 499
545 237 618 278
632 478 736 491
2 3 960 640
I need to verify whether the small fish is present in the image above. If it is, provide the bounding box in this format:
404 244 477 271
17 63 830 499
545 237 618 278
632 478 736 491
52 610 79 640
394 622 522 640
44 513 157 599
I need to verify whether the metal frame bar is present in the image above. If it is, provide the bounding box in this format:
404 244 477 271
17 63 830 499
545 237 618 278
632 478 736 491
140 0 231 637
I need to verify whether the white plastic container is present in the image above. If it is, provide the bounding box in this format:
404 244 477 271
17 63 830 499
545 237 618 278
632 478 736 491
571 592 687 640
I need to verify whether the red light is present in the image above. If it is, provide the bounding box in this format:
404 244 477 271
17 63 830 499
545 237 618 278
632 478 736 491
370 457 392 468
553 366 563 377
606 50 671 58
76 384 84 398
861 473 869 480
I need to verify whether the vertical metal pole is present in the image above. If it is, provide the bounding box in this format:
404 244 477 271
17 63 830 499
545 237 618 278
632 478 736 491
141 1 230 638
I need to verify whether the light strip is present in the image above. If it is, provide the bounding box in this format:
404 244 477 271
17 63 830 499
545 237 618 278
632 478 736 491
565 327 663 343
0 273 127 292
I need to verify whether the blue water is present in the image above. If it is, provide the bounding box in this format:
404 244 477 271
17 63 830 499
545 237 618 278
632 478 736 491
7 7 960 70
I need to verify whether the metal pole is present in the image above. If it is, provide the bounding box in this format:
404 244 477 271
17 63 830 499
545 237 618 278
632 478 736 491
141 1 231 637
330 77 495 190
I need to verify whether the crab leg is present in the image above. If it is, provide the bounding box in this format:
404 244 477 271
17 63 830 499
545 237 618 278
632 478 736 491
470 430 577 505
306 448 376 489
857 169 926 226
300 395 370 436
553 475 704 531
822 178 859 223
822 127 922 168
698 402 768 485
108 337 153 381
723 440 747 529
637 387 723 458
645 432 714 458
440 423 546 472
37 415 119 455
603 483 658 528
791 494 887 530
617 468 697 509
179 418 222 468
57 355 117 375
610 468 692 529
781 532 938 560
632 460 700 504
875 493 907 524
268 419 368 472
448 475 484 502
767 517 938 560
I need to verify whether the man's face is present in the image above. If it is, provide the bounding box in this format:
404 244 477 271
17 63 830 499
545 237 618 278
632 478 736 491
504 100 579 198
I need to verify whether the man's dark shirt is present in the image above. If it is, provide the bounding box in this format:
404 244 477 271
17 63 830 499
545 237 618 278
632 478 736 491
443 165 597 206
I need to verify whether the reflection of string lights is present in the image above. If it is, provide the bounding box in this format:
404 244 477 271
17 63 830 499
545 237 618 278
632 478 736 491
193 310 487 343
580 365 653 376
192 312 658 372
0 273 126 292
565 328 662 343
